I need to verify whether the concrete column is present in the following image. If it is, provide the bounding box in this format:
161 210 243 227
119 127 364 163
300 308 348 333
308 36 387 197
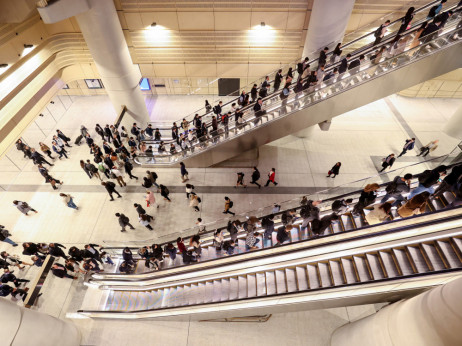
443 104 462 140
38 0 149 125
0 299 80 345
331 276 462 346
302 0 355 58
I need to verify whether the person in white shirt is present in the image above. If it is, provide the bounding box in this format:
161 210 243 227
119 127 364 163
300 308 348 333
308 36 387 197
111 167 126 187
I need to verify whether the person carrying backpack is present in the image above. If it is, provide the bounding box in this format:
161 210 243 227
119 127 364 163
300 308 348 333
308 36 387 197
373 20 390 46
235 172 247 188
408 165 447 199
160 185 171 202
223 197 235 215
102 181 122 201
115 213 135 232
427 0 446 20
250 166 261 188
380 174 412 207
86 159 102 181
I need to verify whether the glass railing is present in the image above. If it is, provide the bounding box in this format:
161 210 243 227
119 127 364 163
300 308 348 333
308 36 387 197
134 17 462 166
103 144 462 254
144 1 460 134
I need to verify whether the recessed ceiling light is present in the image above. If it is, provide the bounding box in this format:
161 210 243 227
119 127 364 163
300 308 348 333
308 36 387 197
261 22 265 27
0 64 8 68
151 22 157 27
23 44 33 48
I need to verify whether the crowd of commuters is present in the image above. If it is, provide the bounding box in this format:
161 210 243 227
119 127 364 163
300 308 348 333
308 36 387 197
127 2 462 161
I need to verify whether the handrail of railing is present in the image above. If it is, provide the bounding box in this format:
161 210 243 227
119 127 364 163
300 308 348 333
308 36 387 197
133 16 462 165
145 0 456 130
102 147 461 249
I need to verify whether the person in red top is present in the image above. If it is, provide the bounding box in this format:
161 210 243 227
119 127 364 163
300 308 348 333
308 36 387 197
176 237 187 253
265 168 278 187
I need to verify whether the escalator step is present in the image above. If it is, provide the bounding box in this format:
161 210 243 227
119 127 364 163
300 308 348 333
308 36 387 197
205 281 214 303
247 274 257 298
109 291 122 310
229 277 239 300
392 249 414 275
406 246 430 273
256 273 267 296
285 268 298 292
220 279 230 301
443 191 455 204
353 256 371 282
329 260 345 286
161 288 171 308
340 258 358 284
265 271 277 295
212 280 222 302
331 221 342 233
290 227 300 242
421 244 446 270
197 283 206 304
300 226 309 240
452 238 462 256
189 284 198 305
341 215 355 230
378 251 399 278
275 269 287 294
318 263 332 287
238 276 247 299
436 241 462 268
295 266 309 291
431 198 444 210
366 254 385 280
306 264 320 289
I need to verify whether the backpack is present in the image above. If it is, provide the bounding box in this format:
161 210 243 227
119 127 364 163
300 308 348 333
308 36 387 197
374 25 383 38
300 204 312 219
94 155 102 163
238 172 244 177
89 164 98 173
98 163 105 172
152 172 158 180
1 228 11 238
213 106 220 115
428 5 438 18
125 162 133 171
259 88 266 97
229 200 234 208
297 62 304 74
106 182 116 189
385 181 398 194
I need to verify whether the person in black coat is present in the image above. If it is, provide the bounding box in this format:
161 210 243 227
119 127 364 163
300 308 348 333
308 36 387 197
353 184 380 214
22 242 39 256
250 84 258 103
68 246 84 262
273 69 283 91
49 243 68 260
51 263 75 279
31 149 53 166
318 47 328 67
122 247 134 262
105 125 113 142
56 130 72 147
1 269 30 287
276 225 291 245
311 213 339 236
253 98 265 125
84 244 103 264
398 138 416 157
95 124 105 140
327 162 341 178
250 166 261 188
380 154 396 172
160 185 171 202
339 54 351 74
102 181 122 201
398 7 415 34
124 160 138 180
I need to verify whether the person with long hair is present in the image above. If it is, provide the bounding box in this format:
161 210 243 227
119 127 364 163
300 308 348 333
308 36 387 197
398 191 430 217
353 183 380 214
365 202 392 225
327 162 342 178
398 7 415 34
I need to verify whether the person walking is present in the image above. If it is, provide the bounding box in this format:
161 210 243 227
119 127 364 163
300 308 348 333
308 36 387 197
189 193 200 212
102 181 122 201
265 168 278 186
380 154 396 172
326 162 341 178
98 161 110 179
115 213 135 232
352 183 380 214
95 124 105 140
134 203 154 220
185 184 195 199
418 140 439 157
250 166 261 188
13 200 38 215
373 20 391 46
223 197 235 215
56 129 72 147
39 142 55 160
146 190 158 208
397 7 415 35
111 166 126 187
180 162 189 182
49 243 68 260
31 148 53 166
52 140 68 159
60 193 78 210
146 170 160 190
124 160 138 180
139 214 154 230
160 185 171 202
397 138 416 157
86 160 102 180
0 226 18 247
235 172 247 188
80 160 92 179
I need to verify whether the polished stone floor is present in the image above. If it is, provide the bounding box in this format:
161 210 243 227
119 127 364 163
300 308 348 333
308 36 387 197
0 93 460 345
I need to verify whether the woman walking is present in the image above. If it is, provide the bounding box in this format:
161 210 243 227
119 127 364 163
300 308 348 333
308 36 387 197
13 200 38 215
139 214 154 230
60 193 78 210
80 160 92 179
146 190 158 209
326 162 341 178
160 185 171 202
189 193 200 212
180 162 189 182
39 142 54 160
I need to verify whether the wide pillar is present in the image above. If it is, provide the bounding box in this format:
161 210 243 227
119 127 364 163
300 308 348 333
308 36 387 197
39 0 149 125
331 276 462 346
0 299 80 345
302 0 355 58
443 104 462 140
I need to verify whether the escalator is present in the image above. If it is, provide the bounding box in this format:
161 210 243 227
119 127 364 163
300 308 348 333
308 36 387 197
96 155 462 278
135 2 462 167
78 229 462 320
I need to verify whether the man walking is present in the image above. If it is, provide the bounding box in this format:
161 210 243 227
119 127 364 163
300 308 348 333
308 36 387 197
398 138 416 157
250 166 261 188
223 197 235 216
102 181 122 201
115 213 135 232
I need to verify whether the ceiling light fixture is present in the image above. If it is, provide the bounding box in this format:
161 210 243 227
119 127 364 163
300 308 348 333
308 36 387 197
0 64 8 68
151 22 157 27
23 44 33 48
261 22 265 27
